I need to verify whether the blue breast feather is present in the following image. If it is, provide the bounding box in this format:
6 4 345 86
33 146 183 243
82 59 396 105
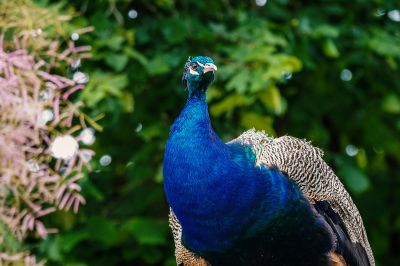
163 96 334 261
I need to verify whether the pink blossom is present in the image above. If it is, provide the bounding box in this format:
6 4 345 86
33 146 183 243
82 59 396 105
0 29 96 243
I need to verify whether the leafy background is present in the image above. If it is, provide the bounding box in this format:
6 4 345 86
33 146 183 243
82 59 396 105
3 0 400 265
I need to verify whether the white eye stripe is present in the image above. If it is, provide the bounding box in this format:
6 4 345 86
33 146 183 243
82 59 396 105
189 68 199 75
196 62 205 68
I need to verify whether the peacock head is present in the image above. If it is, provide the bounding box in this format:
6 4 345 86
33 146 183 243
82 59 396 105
182 56 217 98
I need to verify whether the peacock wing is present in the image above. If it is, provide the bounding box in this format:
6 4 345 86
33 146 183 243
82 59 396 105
229 129 374 266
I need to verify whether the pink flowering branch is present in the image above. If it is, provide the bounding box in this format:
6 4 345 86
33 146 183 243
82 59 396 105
0 17 98 247
0 2 103 263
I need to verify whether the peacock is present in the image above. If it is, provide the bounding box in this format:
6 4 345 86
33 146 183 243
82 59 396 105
163 56 375 266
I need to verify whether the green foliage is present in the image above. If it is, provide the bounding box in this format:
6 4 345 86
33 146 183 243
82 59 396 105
0 221 21 253
21 0 400 265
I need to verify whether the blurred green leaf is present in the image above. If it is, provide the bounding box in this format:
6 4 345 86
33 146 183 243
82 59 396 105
59 231 90 253
87 217 119 246
161 18 188 44
105 53 129 71
368 29 400 60
226 70 251 93
80 72 129 109
240 112 275 136
0 221 21 252
263 55 302 80
210 93 251 116
339 164 370 194
312 24 339 38
323 39 340 58
206 86 223 102
137 123 168 141
122 218 168 245
259 86 287 115
356 149 368 169
147 57 170 75
123 47 148 66
382 94 400 114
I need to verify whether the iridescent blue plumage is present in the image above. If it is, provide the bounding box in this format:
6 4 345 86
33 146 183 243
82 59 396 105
163 56 335 265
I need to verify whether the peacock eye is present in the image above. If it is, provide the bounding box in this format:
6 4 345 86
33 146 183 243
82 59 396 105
190 63 198 69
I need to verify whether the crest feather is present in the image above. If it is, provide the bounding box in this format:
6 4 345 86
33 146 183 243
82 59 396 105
182 56 192 89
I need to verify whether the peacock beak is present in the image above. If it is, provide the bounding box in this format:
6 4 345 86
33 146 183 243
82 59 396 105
202 63 218 73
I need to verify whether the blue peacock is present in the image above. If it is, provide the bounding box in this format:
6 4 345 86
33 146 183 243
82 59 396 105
163 56 375 266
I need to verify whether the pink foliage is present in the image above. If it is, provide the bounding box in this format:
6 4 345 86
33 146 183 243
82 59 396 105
0 252 45 266
0 31 94 242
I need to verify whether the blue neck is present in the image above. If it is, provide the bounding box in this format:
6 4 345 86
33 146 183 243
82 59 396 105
163 95 296 254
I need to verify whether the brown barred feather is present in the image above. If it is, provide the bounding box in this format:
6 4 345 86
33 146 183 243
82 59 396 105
169 210 210 266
